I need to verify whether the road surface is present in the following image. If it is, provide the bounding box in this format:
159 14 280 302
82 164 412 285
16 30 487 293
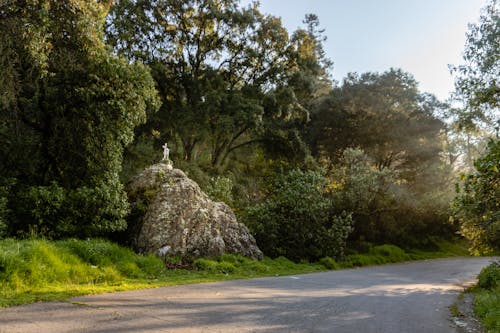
0 257 497 333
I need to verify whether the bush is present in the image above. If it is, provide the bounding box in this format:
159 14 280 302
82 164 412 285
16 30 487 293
477 262 500 290
473 262 500 332
243 169 352 261
9 177 129 239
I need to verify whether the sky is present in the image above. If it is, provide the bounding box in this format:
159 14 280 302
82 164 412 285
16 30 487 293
249 0 487 101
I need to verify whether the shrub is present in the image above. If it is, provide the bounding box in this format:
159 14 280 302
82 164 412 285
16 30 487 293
473 261 500 332
244 169 352 261
477 262 500 290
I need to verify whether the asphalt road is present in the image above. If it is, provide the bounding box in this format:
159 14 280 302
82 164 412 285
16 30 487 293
0 257 497 333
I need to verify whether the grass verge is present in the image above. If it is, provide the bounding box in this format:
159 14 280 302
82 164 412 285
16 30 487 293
0 238 469 307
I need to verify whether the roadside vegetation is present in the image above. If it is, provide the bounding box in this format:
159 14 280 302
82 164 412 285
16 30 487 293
470 262 500 332
0 238 468 307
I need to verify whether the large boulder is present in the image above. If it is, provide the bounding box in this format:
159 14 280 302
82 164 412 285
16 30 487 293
127 163 263 260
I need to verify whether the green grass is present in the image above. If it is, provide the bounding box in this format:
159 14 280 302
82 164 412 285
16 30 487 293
470 262 500 332
405 239 470 259
0 238 326 307
0 238 470 308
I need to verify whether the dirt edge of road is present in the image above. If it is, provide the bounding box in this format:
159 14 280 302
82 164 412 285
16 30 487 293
450 286 483 333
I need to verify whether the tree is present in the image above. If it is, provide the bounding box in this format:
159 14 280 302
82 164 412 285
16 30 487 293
106 0 300 168
309 69 445 182
453 139 500 254
450 0 499 254
287 14 333 106
307 70 456 246
328 149 395 241
451 0 499 131
0 0 159 237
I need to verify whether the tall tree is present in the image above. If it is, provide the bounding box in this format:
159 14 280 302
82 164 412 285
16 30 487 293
451 0 499 254
0 0 159 237
451 0 499 131
287 14 333 105
309 69 446 182
453 139 500 254
106 0 297 168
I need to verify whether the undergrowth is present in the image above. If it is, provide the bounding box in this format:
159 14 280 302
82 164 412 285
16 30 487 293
0 238 469 307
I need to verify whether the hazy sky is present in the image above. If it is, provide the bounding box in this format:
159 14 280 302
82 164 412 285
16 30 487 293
251 0 487 101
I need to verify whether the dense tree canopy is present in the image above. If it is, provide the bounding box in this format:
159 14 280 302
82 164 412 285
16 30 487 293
107 0 290 165
105 0 335 176
309 69 445 179
0 0 159 237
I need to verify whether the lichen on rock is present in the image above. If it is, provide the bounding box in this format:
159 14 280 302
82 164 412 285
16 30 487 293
127 163 263 260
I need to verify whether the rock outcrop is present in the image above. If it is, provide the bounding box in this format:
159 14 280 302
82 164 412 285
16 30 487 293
127 163 263 260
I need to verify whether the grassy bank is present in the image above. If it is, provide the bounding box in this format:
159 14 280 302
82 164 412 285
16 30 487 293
0 238 468 307
470 262 500 332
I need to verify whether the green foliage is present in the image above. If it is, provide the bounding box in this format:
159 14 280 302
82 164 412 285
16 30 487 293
305 70 454 246
0 0 160 238
57 239 165 279
451 0 499 130
325 148 455 247
319 257 339 270
309 69 445 172
206 176 234 205
244 169 352 261
477 262 500 290
370 245 409 261
0 181 12 238
453 139 500 254
472 262 500 332
343 244 410 267
474 290 500 332
329 148 395 217
106 0 306 168
0 239 117 288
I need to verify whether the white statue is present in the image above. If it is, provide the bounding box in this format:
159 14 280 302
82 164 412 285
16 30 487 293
162 142 173 170
162 143 170 162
